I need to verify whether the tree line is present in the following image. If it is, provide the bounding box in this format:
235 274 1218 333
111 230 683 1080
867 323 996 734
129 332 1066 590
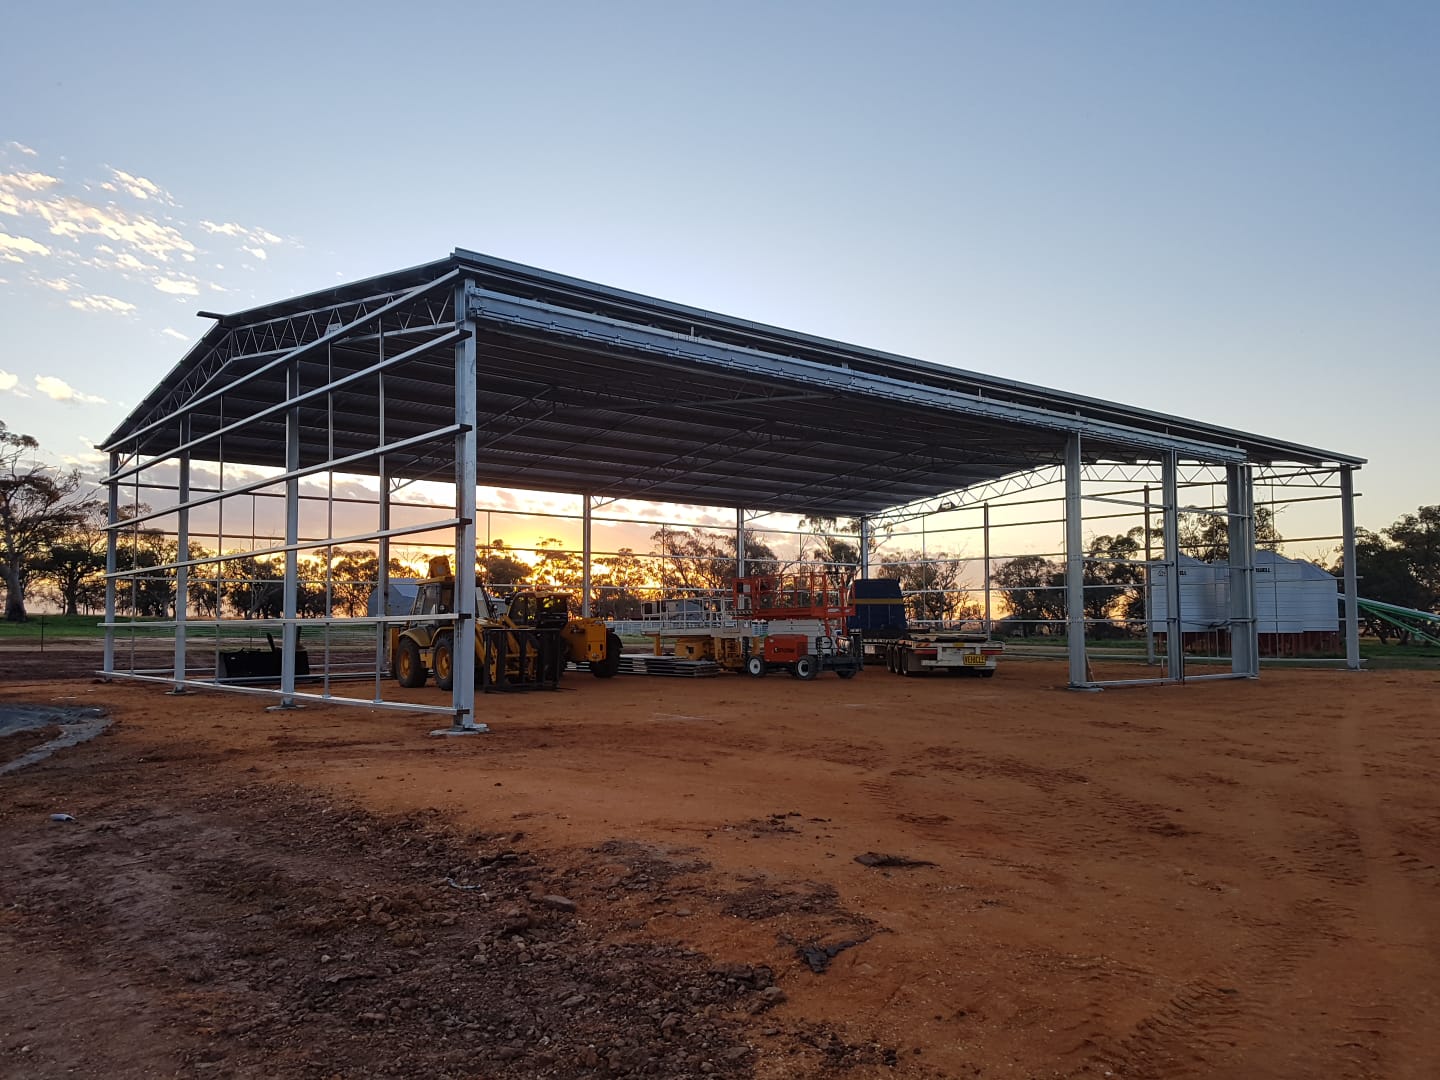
1335 506 1440 643
5 423 1435 634
989 509 1282 636
991 506 1439 642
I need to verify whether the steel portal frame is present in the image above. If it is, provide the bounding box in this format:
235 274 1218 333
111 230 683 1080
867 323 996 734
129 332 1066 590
98 250 1366 718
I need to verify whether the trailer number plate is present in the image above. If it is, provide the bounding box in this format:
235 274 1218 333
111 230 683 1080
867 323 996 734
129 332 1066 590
963 654 988 666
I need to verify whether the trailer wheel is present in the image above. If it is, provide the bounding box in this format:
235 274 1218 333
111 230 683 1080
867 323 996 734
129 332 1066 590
395 637 427 688
794 655 818 681
591 631 624 678
433 634 455 691
745 655 766 678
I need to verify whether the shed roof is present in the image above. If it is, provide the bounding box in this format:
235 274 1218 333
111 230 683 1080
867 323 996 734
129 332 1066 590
101 249 1364 518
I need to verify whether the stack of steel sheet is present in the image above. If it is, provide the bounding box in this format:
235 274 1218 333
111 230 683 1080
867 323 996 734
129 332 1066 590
617 655 720 677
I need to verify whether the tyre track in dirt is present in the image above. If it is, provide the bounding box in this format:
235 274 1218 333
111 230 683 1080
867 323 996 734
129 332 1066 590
3 665 1437 1079
1322 709 1440 1079
844 691 1439 1080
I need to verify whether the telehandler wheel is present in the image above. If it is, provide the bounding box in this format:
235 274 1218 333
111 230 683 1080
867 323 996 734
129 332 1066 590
794 655 818 681
395 637 427 688
433 634 455 691
590 631 624 678
745 655 767 678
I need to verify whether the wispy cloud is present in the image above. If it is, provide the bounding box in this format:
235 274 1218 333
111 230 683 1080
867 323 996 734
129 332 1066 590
0 144 295 321
103 168 175 205
0 369 19 392
67 293 136 315
61 436 107 467
160 327 189 341
206 221 284 266
200 220 282 246
0 231 51 259
0 172 61 193
34 374 106 404
21 192 196 261
153 274 199 296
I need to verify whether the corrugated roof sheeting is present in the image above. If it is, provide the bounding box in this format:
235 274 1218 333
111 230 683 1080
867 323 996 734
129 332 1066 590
101 250 1363 518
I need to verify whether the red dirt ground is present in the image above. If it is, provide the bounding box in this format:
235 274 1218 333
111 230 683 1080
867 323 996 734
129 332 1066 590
1 658 1437 1079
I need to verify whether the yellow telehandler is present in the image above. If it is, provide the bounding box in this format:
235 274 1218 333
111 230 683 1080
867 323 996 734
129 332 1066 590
388 560 622 691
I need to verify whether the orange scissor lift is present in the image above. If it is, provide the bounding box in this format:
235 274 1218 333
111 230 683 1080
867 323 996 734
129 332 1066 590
730 572 863 680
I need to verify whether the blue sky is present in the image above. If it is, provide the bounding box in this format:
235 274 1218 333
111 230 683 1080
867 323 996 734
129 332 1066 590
2 0 1435 540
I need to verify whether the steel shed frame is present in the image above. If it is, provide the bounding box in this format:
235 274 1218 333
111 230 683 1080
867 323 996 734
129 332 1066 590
98 249 1367 721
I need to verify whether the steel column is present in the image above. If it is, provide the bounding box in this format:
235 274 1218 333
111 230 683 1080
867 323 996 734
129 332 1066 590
446 282 481 731
1064 434 1090 687
171 417 190 691
279 362 301 707
373 460 391 701
736 508 746 579
582 497 593 617
1341 465 1361 670
1162 453 1184 682
1227 463 1259 677
375 322 390 695
1143 484 1155 665
982 503 991 632
102 451 119 675
859 517 871 578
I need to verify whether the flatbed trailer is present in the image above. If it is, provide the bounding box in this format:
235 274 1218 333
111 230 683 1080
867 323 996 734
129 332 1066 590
883 632 1003 677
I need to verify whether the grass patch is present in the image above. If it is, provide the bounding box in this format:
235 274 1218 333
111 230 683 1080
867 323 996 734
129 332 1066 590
0 615 109 640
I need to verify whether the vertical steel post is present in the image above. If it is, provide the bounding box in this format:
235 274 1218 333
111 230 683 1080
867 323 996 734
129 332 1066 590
214 403 224 682
1162 453 1184 682
1143 484 1155 665
582 496 593 617
1064 434 1089 687
920 517 927 617
859 517 871 578
446 282 481 731
279 361 301 707
1227 463 1259 677
102 450 119 675
374 323 389 698
982 503 991 633
171 416 190 691
1340 465 1361 671
373 459 390 702
735 507 746 579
